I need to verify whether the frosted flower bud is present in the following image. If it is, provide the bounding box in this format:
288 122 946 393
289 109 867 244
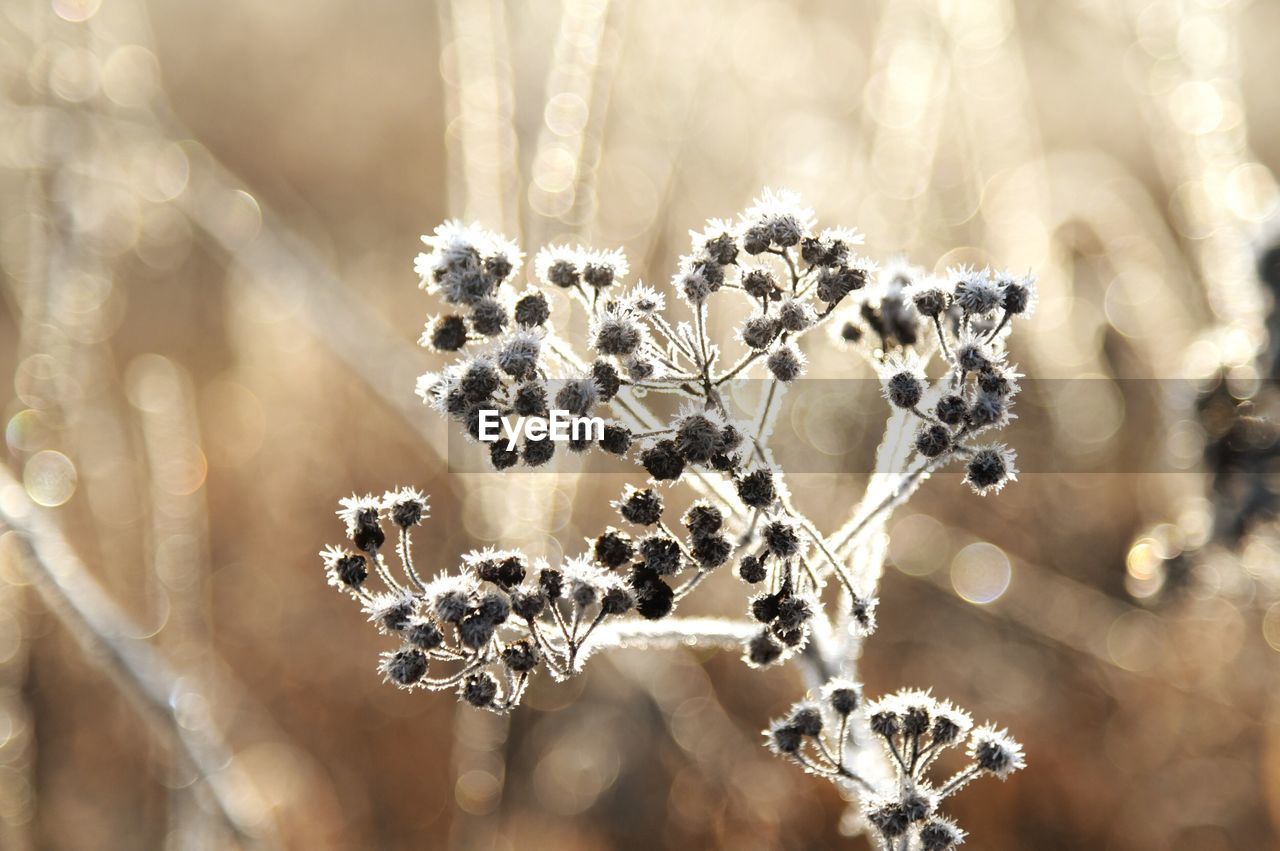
639 534 683 576
740 316 780 350
514 291 550 326
678 269 715 305
592 315 643 356
915 424 950 458
461 672 498 707
496 332 542 379
617 486 663 525
514 382 548 417
470 298 508 336
555 378 598 416
682 502 724 538
594 529 634 568
522 436 555 467
968 726 1025 779
935 394 968 425
427 315 468 351
501 640 539 674
599 424 632 455
321 546 368 591
762 518 800 557
675 412 722 463
910 283 949 318
789 702 824 736
767 343 805 382
885 372 924 409
383 487 429 529
736 467 776 509
966 391 1008 429
866 801 910 839
742 268 777 298
381 649 428 688
405 619 443 650
920 819 967 851
691 534 731 568
745 629 783 667
738 555 767 583
822 679 862 716
640 439 685 481
777 299 816 332
965 445 1017 495
767 722 804 754
951 266 1001 315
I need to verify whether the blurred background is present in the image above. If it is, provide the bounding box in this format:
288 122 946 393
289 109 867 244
1 0 1279 847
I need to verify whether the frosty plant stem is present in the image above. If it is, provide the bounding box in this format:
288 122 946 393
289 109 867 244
324 190 1033 848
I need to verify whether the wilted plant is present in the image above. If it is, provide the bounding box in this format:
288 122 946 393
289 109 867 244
322 190 1031 847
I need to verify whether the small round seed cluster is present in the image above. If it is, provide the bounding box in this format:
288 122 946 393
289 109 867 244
766 682 1022 851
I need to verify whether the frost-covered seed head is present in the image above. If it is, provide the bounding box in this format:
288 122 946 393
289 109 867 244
736 468 776 509
789 703 824 736
777 299 816 332
952 268 1001 315
824 680 861 716
514 292 550 326
640 440 685 481
691 533 731 567
547 259 579 288
682 503 723 538
429 315 468 351
967 391 1007 429
920 819 966 851
885 371 924 409
405 620 443 650
769 722 804 754
497 333 542 379
915 424 951 458
900 790 932 822
675 414 721 463
510 589 545 620
738 555 767 583
767 344 805 382
555 378 598 416
594 530 634 568
679 269 715 305
911 285 948 318
746 630 783 667
600 585 635 615
501 640 539 674
522 436 555 467
470 298 508 336
599 424 632 455
867 802 910 839
618 487 663 525
434 590 470 624
742 225 771 255
476 592 510 625
965 445 1017 495
639 535 683 576
741 316 779 350
382 649 428 687
763 519 800 557
935 394 967 426
514 382 548 417
870 710 901 738
458 614 495 649
742 268 777 299
461 672 499 707
969 727 1025 779
593 316 643 356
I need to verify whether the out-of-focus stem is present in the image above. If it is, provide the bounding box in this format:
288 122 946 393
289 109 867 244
0 466 276 849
